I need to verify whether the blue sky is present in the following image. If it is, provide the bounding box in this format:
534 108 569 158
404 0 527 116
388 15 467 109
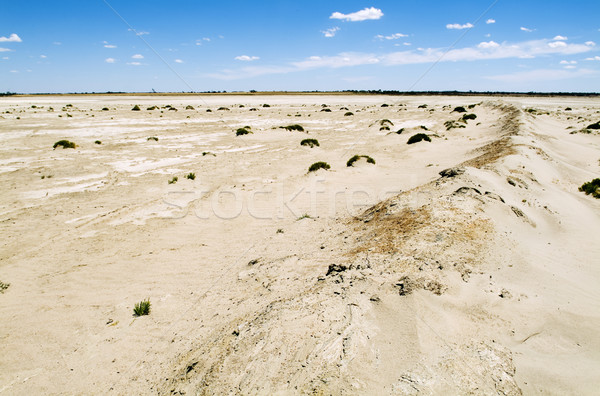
1 0 599 93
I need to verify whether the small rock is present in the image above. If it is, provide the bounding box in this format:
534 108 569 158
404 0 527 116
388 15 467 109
439 167 465 178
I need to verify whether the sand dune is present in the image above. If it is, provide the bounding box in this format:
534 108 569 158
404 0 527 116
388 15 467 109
0 95 599 395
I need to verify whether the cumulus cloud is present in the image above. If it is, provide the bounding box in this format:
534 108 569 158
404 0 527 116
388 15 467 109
375 33 408 40
553 35 568 41
585 56 600 61
447 23 473 30
330 7 383 22
40 54 47 58
174 59 183 63
585 41 596 46
486 19 496 24
477 41 500 49
520 27 534 32
322 27 340 38
105 58 116 63
548 41 567 48
131 54 144 59
560 60 577 65
0 33 22 43
235 55 259 61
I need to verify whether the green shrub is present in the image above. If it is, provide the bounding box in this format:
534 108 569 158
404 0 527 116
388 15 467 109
236 128 252 136
0 280 9 293
185 105 195 110
94 140 102 145
133 299 151 316
53 140 76 149
452 106 467 113
301 138 320 148
347 155 375 167
202 151 216 156
262 104 270 107
444 120 466 130
461 113 477 121
168 176 178 184
407 133 431 144
147 136 159 141
281 124 304 132
579 178 600 198
380 119 394 126
147 106 157 110
132 105 141 111
102 107 109 111
297 213 312 220
418 104 427 108
344 112 354 116
320 108 332 112
380 126 390 131
217 107 230 111
308 161 330 172
186 172 196 180
586 121 600 130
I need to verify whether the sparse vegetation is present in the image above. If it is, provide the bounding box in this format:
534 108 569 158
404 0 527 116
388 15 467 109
297 213 312 220
300 138 319 148
202 151 216 156
380 119 394 126
168 176 178 184
320 108 332 112
579 178 600 198
308 161 330 172
444 120 466 130
132 105 141 111
396 128 405 134
344 112 354 116
102 107 109 111
217 107 230 111
461 113 477 122
0 280 9 293
133 299 151 316
94 140 102 145
586 121 600 130
262 104 270 107
380 126 390 131
185 105 195 110
186 172 196 180
418 104 427 108
147 136 159 141
280 124 305 132
407 133 431 144
53 140 76 149
452 106 467 113
147 106 158 110
236 127 252 136
381 103 389 107
347 155 375 167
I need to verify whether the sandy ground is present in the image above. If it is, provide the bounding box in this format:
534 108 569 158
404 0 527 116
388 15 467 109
0 94 599 395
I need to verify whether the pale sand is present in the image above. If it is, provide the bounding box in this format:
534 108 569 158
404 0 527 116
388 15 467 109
0 95 599 395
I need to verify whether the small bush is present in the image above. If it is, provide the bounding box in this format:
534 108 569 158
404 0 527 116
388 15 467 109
565 107 572 111
132 105 141 111
262 104 271 107
461 113 477 122
308 161 330 172
320 108 332 112
579 178 600 198
94 140 102 145
407 133 431 144
168 107 178 111
147 136 159 141
102 107 109 111
206 109 212 112
396 128 405 134
185 105 195 110
236 128 252 136
418 104 427 108
168 176 178 184
380 119 394 126
133 299 151 316
147 106 158 110
297 213 312 220
53 140 76 149
586 121 600 130
186 173 196 180
217 107 230 111
300 138 319 148
347 155 375 167
380 126 390 131
340 107 348 110
249 108 258 111
381 103 389 107
444 120 466 130
344 112 354 116
202 151 216 156
0 280 9 293
281 124 304 132
452 106 467 113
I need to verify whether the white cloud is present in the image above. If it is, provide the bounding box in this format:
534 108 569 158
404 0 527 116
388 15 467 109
131 54 144 59
128 29 149 36
375 33 408 40
447 23 473 30
292 52 380 69
104 44 117 48
235 55 259 61
548 41 567 48
330 7 383 22
2 56 8 60
585 41 596 46
105 58 116 63
0 33 22 43
559 60 577 65
40 54 47 58
477 41 500 49
486 19 496 24
486 68 596 83
520 27 534 32
564 65 576 69
53 41 61 45
585 56 600 61
322 27 340 38
9 70 18 73
0 48 12 52
174 59 183 63
553 35 568 41
127 62 141 66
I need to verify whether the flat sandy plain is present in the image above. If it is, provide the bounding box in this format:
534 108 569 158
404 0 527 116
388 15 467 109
1 94 599 395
